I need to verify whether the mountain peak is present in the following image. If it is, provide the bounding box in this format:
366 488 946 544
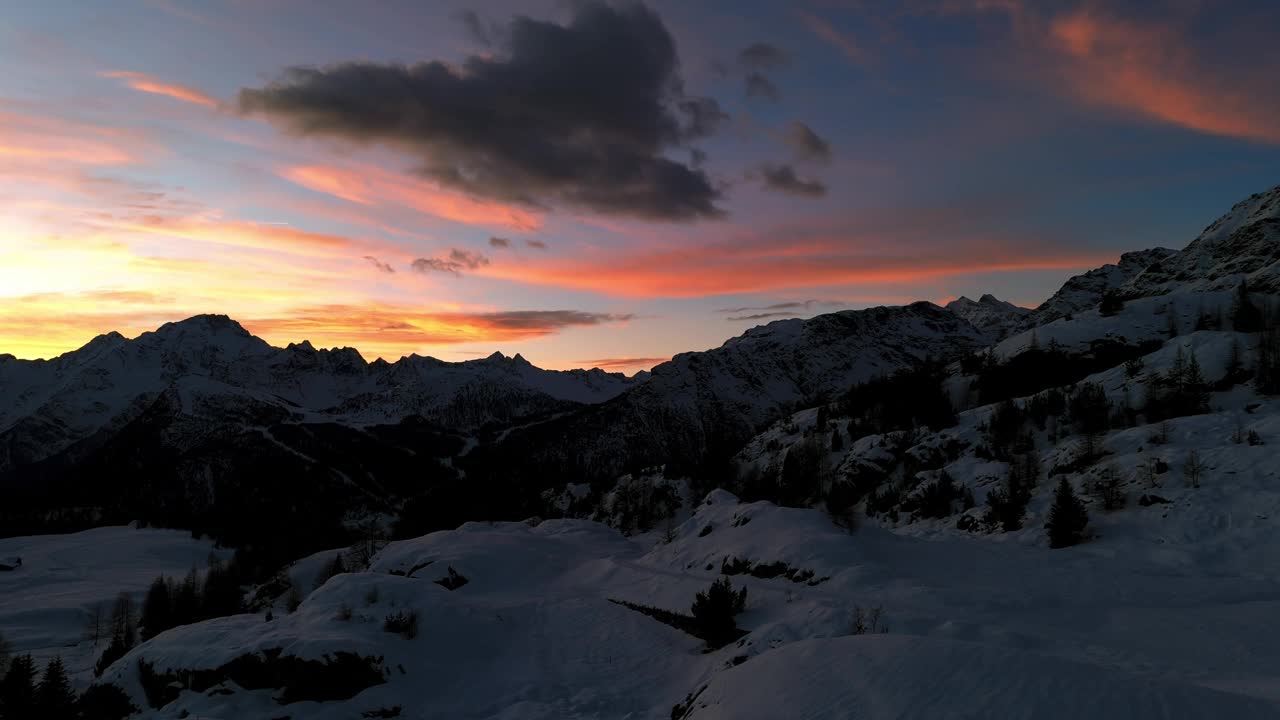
156 314 251 338
1118 184 1280 297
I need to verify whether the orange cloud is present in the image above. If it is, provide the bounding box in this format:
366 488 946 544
101 71 220 108
1046 9 1280 144
242 305 632 359
279 163 542 232
101 214 381 258
480 238 1111 298
575 356 669 372
0 285 634 362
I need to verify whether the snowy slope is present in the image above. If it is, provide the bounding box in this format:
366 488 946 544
0 527 228 683
56 488 1280 718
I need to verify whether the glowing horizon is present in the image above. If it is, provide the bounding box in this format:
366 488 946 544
2 1 1278 374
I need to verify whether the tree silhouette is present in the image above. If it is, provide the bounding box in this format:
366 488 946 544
36 657 75 720
691 577 747 649
1047 477 1088 548
0 653 37 719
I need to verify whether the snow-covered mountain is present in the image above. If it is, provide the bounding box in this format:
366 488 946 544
1018 248 1177 329
473 302 988 490
945 294 1030 339
0 316 638 475
1122 185 1280 297
4 185 1280 719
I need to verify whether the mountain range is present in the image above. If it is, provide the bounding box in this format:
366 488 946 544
3 185 1279 549
3 184 1280 719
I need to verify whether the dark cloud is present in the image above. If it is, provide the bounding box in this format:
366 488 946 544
745 72 781 102
480 310 634 330
238 2 725 221
784 121 831 163
738 42 789 69
488 236 512 249
726 312 793 321
456 9 497 46
717 300 838 314
363 255 395 273
758 164 826 197
410 249 490 276
525 239 548 250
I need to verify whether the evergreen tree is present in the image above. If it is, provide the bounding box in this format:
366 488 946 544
1232 279 1264 332
1047 477 1088 548
76 684 136 720
1165 305 1180 338
172 568 201 625
1226 336 1245 380
1184 352 1210 414
1168 346 1188 388
93 637 129 678
830 427 844 452
140 575 173 641
314 554 348 590
691 577 747 649
0 654 37 720
0 630 9 679
35 657 75 720
202 556 243 619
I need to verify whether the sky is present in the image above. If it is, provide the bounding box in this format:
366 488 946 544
1 0 1278 372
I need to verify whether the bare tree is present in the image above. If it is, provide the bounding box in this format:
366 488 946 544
83 602 105 646
1184 450 1207 488
110 592 137 647
1089 464 1126 511
850 605 889 635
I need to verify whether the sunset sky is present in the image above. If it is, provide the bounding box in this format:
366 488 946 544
2 0 1278 372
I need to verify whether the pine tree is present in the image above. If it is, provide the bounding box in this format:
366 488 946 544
35 657 75 720
202 556 243 619
0 630 9 679
172 568 201 625
314 554 347 590
0 654 38 720
1226 336 1244 380
830 427 844 452
76 684 137 720
140 575 173 641
1166 304 1180 338
1185 352 1209 414
1047 477 1088 548
1232 279 1264 333
691 577 747 649
1168 346 1188 388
